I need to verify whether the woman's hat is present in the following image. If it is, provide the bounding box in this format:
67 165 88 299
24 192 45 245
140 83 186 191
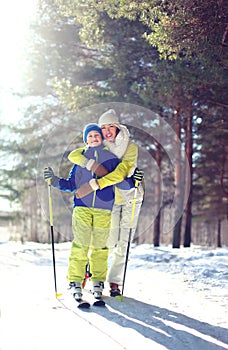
98 109 120 128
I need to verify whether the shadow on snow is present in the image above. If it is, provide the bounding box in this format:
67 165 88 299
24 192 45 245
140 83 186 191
94 296 228 350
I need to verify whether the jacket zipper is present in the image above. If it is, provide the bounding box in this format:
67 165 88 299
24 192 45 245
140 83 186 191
91 150 98 208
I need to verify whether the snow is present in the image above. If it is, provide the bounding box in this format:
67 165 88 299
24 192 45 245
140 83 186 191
0 238 227 350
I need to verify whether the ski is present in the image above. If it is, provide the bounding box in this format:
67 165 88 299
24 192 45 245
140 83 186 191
74 298 90 309
93 298 105 307
82 288 106 307
73 293 105 308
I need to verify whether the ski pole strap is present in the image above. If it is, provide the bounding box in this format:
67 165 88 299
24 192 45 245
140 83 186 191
47 178 54 226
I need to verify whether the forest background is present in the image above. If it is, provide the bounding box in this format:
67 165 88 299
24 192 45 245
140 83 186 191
0 0 227 248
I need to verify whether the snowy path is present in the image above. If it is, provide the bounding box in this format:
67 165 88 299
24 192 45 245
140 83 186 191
0 241 227 350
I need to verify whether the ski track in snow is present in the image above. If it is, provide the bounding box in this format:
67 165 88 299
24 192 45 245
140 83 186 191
0 240 227 350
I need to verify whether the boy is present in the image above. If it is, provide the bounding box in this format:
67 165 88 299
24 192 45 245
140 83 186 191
43 123 120 302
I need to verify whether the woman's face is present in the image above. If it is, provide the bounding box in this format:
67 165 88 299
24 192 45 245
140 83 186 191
101 124 118 142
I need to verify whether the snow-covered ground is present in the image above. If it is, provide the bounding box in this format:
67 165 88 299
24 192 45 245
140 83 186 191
0 238 227 350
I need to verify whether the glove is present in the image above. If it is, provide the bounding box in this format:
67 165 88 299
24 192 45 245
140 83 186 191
43 167 54 181
86 159 109 177
133 168 144 183
43 167 59 186
76 179 99 199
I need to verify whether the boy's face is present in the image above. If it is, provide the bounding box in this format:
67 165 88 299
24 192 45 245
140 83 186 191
86 130 103 147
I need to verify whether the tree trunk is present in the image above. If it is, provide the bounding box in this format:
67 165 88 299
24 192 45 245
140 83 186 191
153 112 162 246
172 107 183 248
153 213 161 246
217 219 222 247
173 218 182 248
154 144 161 247
183 99 193 247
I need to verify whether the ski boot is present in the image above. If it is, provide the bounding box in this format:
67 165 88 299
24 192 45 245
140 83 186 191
69 282 82 301
109 283 121 297
92 282 104 300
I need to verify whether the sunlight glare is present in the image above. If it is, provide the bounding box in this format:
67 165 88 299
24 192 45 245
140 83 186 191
0 0 37 90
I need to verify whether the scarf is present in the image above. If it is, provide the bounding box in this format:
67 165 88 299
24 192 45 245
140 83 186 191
103 125 130 159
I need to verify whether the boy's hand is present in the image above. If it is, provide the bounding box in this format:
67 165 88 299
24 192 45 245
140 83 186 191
43 167 55 181
86 159 108 177
76 179 99 198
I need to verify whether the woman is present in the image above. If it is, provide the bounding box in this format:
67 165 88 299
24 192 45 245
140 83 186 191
68 109 144 296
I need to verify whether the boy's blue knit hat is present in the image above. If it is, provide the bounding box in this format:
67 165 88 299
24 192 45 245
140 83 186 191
83 123 104 143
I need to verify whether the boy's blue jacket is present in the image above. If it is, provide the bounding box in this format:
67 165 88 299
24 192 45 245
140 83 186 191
53 144 120 211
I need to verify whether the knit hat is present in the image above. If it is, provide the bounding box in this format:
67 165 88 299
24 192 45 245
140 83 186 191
83 123 104 143
98 109 120 128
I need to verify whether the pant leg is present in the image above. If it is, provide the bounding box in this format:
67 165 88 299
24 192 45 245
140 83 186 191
89 208 111 282
72 206 93 246
90 208 111 248
67 207 92 282
67 241 89 282
106 204 121 249
107 198 143 285
89 247 109 282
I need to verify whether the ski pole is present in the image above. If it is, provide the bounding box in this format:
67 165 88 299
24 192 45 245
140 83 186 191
117 180 139 301
82 262 92 289
47 178 62 298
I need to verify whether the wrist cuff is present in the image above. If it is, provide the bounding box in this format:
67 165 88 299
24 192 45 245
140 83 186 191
86 159 95 171
51 176 59 187
89 179 99 190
